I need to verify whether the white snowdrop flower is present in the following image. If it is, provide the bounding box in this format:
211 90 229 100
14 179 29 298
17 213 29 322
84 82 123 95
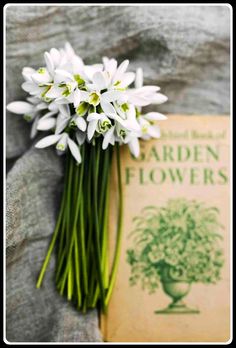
45 69 85 108
7 43 168 162
35 133 82 164
87 112 111 141
80 71 123 117
102 126 116 150
7 100 41 137
70 114 87 132
75 130 86 146
124 134 140 158
102 58 135 90
137 116 161 140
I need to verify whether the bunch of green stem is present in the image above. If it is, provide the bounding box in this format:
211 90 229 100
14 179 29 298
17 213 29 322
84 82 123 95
36 138 123 313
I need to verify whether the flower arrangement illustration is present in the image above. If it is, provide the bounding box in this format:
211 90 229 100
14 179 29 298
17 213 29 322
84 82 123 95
127 199 224 314
7 42 168 313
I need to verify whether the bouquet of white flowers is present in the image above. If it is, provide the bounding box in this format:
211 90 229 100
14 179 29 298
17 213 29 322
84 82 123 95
7 42 167 313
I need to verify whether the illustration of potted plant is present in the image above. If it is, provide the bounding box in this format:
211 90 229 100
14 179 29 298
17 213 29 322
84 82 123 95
126 199 224 314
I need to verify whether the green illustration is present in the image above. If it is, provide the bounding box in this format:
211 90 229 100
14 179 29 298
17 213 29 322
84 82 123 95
126 198 224 314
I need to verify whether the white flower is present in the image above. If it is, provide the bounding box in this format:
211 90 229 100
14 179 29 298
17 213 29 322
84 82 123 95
125 67 168 107
7 99 42 139
102 58 135 89
35 133 82 164
79 71 124 121
87 112 111 141
7 43 168 162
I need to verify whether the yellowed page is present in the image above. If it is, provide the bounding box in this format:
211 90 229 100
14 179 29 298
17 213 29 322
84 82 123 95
102 115 231 343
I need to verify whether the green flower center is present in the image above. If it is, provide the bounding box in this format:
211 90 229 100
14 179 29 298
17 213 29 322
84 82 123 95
121 103 129 112
76 102 89 117
73 74 85 86
98 119 111 133
37 67 46 74
23 114 33 122
88 92 100 106
56 143 65 151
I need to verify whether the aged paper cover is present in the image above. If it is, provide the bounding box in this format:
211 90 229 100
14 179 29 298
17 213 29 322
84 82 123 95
101 115 231 343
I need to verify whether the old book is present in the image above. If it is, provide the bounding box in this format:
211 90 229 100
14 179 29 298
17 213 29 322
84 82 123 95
101 115 231 343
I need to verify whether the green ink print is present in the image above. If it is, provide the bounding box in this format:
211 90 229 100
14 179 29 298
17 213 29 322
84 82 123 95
126 198 224 314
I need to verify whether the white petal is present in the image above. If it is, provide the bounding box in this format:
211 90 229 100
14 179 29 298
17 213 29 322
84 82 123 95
58 104 70 117
92 71 108 90
50 48 61 66
87 120 98 141
87 113 102 122
7 101 34 115
55 97 71 104
119 72 135 87
54 69 73 82
128 94 150 106
36 102 48 111
148 125 161 138
64 42 75 58
139 86 160 94
44 52 54 76
35 134 61 148
103 57 117 77
80 91 89 102
75 131 86 146
31 70 52 84
83 64 103 81
71 56 84 74
73 89 81 107
100 100 117 117
126 105 141 131
21 82 40 94
150 93 168 104
102 90 122 102
102 126 115 150
56 133 68 152
45 85 61 99
128 137 140 157
48 101 59 111
26 96 40 105
22 67 36 81
68 138 82 164
75 116 87 131
40 111 57 120
135 68 143 89
112 59 129 84
145 112 167 121
37 117 56 131
55 114 70 134
30 116 39 139
117 59 129 75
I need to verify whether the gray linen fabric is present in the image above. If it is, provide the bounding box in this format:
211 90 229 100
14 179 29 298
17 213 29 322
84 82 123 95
6 146 102 342
5 4 230 343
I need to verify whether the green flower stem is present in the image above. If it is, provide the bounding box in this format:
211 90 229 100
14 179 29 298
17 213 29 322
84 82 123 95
85 146 95 308
92 145 110 306
102 169 110 289
36 155 69 289
59 146 85 296
105 144 123 307
92 143 106 310
79 193 88 296
56 154 70 274
74 223 81 307
57 154 74 293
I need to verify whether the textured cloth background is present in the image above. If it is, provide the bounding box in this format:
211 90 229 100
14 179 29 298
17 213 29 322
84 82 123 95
5 4 230 343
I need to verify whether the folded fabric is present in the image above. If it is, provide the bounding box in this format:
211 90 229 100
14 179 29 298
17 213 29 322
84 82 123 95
6 146 102 342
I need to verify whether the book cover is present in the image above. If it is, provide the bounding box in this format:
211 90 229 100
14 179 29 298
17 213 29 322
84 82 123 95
101 115 231 343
